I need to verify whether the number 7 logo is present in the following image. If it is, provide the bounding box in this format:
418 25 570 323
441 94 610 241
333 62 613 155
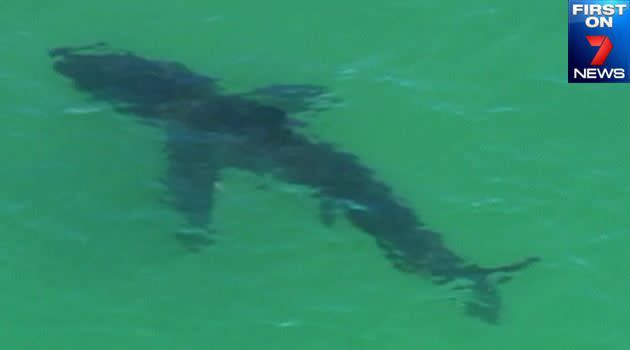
586 36 613 66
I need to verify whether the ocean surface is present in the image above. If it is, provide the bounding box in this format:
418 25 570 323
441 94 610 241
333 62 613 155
1 1 629 349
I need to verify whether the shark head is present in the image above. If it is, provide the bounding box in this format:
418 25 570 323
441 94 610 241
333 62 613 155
49 43 217 108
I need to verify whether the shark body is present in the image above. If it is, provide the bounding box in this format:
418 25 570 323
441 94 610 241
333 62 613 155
50 43 539 324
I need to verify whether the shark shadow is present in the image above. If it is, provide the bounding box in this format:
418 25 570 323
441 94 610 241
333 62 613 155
49 43 540 324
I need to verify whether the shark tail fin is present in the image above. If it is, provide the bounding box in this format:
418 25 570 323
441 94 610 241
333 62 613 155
449 257 540 324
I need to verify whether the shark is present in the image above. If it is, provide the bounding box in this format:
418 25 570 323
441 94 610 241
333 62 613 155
49 43 539 324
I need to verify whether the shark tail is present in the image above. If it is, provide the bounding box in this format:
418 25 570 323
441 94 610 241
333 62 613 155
439 256 540 324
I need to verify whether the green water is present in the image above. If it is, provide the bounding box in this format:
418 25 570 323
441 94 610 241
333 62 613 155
1 0 629 349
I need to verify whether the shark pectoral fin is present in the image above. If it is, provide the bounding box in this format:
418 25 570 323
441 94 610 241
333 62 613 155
318 198 337 227
242 84 342 115
164 127 223 250
174 227 215 253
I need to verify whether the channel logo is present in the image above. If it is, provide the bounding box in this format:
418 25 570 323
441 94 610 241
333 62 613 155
568 0 630 83
586 35 612 65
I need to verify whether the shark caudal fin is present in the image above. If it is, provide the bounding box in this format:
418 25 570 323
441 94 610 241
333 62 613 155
448 257 540 324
